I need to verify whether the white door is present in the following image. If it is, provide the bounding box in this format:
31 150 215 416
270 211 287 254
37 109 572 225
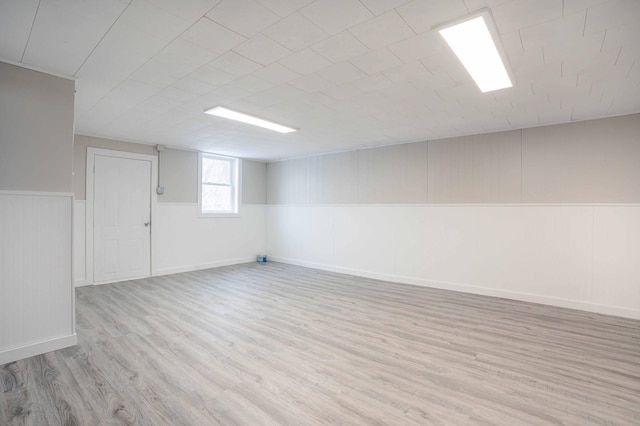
93 154 151 283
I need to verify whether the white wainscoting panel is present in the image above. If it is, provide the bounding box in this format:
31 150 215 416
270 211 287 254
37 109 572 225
266 204 640 319
0 191 76 364
592 206 640 318
73 200 87 286
155 203 266 275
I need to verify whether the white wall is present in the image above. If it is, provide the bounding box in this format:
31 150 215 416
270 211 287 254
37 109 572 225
265 114 640 320
154 203 266 275
0 62 76 364
0 192 76 364
267 204 640 319
74 202 265 283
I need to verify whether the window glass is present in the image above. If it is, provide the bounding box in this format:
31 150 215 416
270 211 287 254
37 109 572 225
199 153 238 215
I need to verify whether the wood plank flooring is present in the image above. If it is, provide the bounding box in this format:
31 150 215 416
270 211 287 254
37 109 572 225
1 262 639 425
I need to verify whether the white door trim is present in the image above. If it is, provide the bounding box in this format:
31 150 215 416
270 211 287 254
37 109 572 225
86 148 158 285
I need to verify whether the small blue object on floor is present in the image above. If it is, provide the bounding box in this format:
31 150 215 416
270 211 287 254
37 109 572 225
256 255 267 263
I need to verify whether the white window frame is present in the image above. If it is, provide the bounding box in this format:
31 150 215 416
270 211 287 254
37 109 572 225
198 152 241 217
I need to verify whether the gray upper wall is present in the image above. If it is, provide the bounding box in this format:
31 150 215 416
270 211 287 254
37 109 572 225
0 62 75 193
266 113 640 204
73 135 267 204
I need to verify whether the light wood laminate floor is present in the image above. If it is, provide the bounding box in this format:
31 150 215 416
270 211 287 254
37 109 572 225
1 262 639 425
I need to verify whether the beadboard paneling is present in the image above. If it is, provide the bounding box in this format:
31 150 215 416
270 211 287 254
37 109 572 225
0 191 75 364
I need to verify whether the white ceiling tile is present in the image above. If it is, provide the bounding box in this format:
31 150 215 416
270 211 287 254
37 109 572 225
252 63 301 85
152 39 218 79
80 97 134 129
348 10 414 50
311 31 370 63
188 64 236 86
12 0 637 160
571 100 613 122
577 60 632 90
74 79 113 115
461 0 512 11
297 91 335 107
173 76 218 95
520 11 585 51
381 61 426 82
136 94 184 114
420 51 470 83
155 86 201 103
210 51 263 76
349 48 403 75
396 0 467 34
127 60 179 87
492 0 563 34
562 0 609 15
299 0 373 35
0 0 39 61
106 78 161 106
278 48 332 74
316 61 367 84
95 20 167 58
601 25 640 56
206 0 280 37
409 70 455 92
515 62 561 87
255 0 314 17
200 85 253 106
322 83 364 100
244 84 305 107
76 47 151 87
562 47 620 78
288 74 333 92
22 0 125 75
359 0 412 16
180 17 246 54
262 12 329 51
543 31 604 65
118 0 192 42
499 30 524 55
508 48 545 79
583 0 640 35
388 32 445 63
351 73 394 92
233 34 292 65
145 0 222 21
231 74 274 93
264 98 315 118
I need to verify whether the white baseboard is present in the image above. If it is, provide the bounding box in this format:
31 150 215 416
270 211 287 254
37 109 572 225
0 334 77 365
269 256 640 320
74 279 91 287
155 257 257 276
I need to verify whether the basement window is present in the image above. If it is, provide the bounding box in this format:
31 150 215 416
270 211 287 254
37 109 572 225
198 153 240 216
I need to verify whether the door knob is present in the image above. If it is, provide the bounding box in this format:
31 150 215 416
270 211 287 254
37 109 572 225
144 221 150 227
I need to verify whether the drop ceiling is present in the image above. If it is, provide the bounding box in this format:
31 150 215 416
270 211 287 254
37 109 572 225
1 0 639 160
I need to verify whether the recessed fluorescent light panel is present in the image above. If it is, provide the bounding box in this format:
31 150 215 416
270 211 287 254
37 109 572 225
438 11 512 93
204 106 296 133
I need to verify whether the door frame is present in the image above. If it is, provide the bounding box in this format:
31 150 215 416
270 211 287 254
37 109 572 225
86 148 158 285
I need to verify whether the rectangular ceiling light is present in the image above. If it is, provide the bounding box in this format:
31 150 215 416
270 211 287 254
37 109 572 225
204 106 296 133
438 11 512 93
